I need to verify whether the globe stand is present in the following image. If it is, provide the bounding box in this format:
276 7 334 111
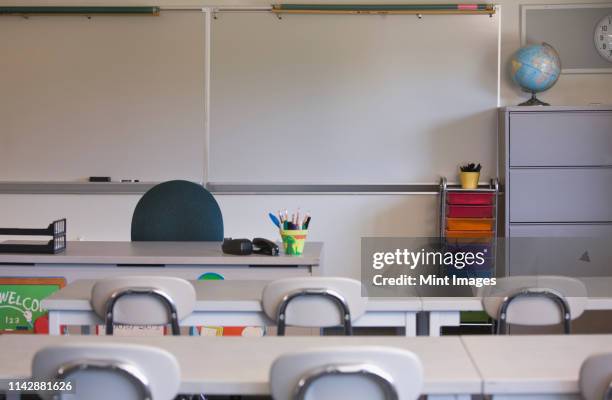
518 92 549 106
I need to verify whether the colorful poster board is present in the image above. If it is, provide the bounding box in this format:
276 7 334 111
96 325 166 336
0 278 65 333
198 326 265 337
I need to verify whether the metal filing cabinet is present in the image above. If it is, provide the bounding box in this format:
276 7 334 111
499 106 612 276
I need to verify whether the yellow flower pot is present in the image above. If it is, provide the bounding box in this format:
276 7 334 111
459 171 480 189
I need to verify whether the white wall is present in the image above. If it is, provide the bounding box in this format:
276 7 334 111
1 0 611 279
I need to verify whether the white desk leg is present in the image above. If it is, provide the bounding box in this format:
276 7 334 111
48 311 61 335
405 312 417 337
428 395 471 400
429 311 461 337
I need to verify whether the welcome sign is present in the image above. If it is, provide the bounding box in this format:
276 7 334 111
0 278 65 332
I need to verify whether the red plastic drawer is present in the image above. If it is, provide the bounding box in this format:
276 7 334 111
447 192 494 205
447 205 494 218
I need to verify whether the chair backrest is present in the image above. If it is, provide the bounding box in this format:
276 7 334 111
580 353 612 400
262 277 367 335
91 276 196 335
32 343 180 400
131 180 223 241
481 275 587 334
270 347 423 400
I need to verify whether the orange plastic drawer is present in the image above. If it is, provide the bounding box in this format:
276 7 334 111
445 237 493 245
445 230 494 239
447 218 494 231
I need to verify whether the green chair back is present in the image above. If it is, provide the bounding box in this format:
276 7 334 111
131 180 223 241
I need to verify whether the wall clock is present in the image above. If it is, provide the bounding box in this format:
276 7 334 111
594 14 612 62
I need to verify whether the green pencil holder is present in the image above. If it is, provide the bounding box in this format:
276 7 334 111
280 229 308 256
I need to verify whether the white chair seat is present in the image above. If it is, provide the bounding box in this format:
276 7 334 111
481 275 587 333
580 353 612 400
262 277 367 335
91 276 196 335
32 343 181 400
270 346 423 400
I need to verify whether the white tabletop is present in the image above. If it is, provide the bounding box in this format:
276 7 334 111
42 279 422 312
420 277 612 311
575 277 612 310
462 334 612 395
43 276 612 314
0 241 323 266
0 335 480 395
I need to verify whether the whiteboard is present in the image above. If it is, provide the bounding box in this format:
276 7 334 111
210 12 499 185
0 11 205 183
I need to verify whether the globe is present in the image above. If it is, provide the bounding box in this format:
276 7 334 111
510 42 561 106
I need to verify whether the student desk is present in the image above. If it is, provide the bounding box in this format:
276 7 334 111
0 335 479 399
0 241 323 281
423 277 612 336
462 334 612 399
42 279 422 336
44 277 612 336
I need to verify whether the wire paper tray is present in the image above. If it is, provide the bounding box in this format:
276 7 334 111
0 218 67 254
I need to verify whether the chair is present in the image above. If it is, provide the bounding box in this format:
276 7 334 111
262 277 367 336
580 353 612 400
481 275 587 334
91 276 196 335
32 343 180 400
270 347 423 400
131 180 223 241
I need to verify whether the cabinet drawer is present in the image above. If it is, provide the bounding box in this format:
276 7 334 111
509 223 612 237
509 169 612 223
509 112 612 167
507 224 612 276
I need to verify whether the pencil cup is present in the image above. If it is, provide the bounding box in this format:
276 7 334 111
280 230 308 256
